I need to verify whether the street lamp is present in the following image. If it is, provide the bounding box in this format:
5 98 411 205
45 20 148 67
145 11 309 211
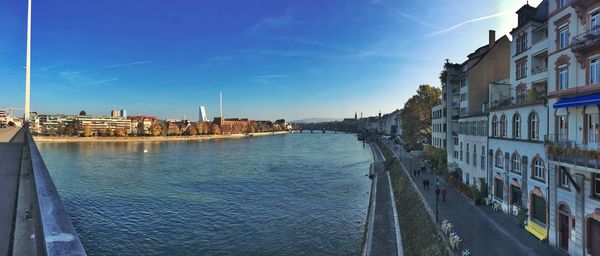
24 0 32 122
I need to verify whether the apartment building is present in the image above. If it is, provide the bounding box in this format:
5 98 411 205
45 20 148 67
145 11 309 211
432 104 446 149
441 30 510 188
487 1 551 243
542 0 600 254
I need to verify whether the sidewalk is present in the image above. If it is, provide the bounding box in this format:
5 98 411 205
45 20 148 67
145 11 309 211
383 140 560 256
364 143 402 256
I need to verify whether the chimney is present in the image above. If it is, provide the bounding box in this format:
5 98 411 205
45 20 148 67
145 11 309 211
489 30 496 47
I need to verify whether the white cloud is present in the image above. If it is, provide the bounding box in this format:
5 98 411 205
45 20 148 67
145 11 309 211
426 11 509 37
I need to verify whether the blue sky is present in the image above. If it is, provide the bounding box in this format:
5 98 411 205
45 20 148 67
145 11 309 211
0 0 540 121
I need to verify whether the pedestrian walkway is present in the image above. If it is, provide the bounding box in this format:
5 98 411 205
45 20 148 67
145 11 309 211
364 143 402 256
382 140 560 256
0 127 24 256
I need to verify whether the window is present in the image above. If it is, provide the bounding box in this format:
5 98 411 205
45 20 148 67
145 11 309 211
460 93 466 101
513 114 521 139
559 65 568 90
532 157 545 180
500 115 507 138
466 143 470 164
531 193 547 225
460 142 463 161
492 115 498 137
511 153 521 174
558 115 568 140
460 79 466 88
594 173 600 198
495 149 504 168
494 177 504 200
559 25 569 49
516 33 528 54
516 61 528 80
529 112 539 140
591 58 600 85
473 146 477 167
481 146 485 170
559 0 569 8
588 113 599 145
511 185 522 207
559 167 570 188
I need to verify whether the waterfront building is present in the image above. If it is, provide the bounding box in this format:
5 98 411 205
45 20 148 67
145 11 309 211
542 0 600 254
120 109 127 118
441 30 510 190
487 0 552 243
76 115 131 135
432 104 446 149
0 110 8 127
381 109 402 137
127 115 158 135
199 106 208 122
36 114 76 135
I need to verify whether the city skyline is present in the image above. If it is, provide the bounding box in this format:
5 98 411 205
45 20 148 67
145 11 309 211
0 0 541 120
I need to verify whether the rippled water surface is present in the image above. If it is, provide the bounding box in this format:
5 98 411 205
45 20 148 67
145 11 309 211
39 133 372 255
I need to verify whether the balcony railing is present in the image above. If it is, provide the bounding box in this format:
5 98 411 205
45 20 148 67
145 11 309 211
490 87 546 109
531 66 547 75
545 134 600 169
571 26 600 52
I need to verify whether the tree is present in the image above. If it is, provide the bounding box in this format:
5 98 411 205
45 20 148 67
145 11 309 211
186 125 197 136
83 125 93 137
150 122 163 136
66 125 76 137
137 122 145 136
401 84 442 150
115 127 127 137
210 124 221 135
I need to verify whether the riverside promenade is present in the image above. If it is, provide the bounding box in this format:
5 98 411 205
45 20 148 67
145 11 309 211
363 142 403 256
382 139 560 256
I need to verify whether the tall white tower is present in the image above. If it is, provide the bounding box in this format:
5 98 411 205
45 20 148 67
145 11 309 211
199 106 207 122
24 0 32 121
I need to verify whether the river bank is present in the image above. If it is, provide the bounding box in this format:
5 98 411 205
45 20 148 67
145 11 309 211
33 131 289 143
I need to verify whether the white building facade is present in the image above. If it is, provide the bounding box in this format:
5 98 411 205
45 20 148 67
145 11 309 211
432 104 446 149
487 1 552 244
457 114 488 187
544 0 600 254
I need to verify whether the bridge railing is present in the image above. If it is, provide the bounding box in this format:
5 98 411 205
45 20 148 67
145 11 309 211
23 126 86 255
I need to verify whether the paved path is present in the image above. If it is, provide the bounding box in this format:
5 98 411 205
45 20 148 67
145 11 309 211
383 140 560 256
0 128 24 256
0 127 20 142
365 143 402 256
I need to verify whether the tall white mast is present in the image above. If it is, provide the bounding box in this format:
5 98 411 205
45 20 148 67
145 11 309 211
220 91 223 119
24 0 32 121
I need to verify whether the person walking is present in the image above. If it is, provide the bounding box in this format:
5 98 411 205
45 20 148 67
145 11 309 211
413 170 417 178
422 179 427 190
425 179 430 191
441 187 447 202
435 178 440 188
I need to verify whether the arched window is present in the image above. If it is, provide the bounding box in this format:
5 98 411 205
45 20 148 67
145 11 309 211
495 149 504 168
492 115 498 137
532 157 545 180
529 112 539 140
513 113 521 139
466 143 470 164
500 115 507 137
511 153 521 174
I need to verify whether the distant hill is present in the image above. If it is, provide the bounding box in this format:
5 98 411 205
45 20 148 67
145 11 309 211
290 117 340 123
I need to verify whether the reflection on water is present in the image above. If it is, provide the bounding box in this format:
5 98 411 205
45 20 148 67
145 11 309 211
39 133 372 256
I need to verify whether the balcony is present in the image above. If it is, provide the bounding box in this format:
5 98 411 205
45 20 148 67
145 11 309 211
489 85 547 110
571 26 600 54
545 134 600 169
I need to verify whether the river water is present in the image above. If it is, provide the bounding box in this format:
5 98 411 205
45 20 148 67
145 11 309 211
38 133 372 255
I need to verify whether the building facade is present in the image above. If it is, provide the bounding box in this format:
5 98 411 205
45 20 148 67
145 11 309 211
432 104 446 149
543 0 600 254
487 0 552 244
457 114 488 187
